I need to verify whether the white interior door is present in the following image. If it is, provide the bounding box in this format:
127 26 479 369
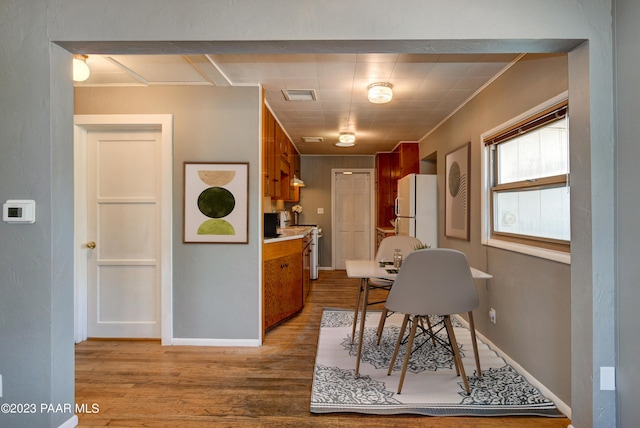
332 170 374 269
86 128 162 338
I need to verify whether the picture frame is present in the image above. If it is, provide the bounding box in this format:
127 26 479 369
183 162 249 244
445 142 470 241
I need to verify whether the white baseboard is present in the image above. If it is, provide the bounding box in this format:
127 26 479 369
454 315 572 420
59 414 78 428
171 337 260 347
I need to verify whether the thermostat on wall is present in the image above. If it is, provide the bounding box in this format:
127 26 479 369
3 200 36 223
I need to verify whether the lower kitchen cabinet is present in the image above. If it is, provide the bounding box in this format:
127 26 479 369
263 238 303 332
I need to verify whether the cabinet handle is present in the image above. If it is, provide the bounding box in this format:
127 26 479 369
280 263 289 269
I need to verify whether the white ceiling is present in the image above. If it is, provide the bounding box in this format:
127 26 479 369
75 53 520 155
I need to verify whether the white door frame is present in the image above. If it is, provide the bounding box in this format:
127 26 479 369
73 114 174 345
331 168 376 268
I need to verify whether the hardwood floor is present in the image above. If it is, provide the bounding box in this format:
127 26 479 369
75 270 571 427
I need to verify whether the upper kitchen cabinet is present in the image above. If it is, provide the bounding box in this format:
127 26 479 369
262 104 301 201
262 104 277 197
397 142 419 178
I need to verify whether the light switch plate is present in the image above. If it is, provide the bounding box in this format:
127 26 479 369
317 208 324 214
600 366 615 390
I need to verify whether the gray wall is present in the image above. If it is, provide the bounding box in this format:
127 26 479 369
0 3 75 427
75 86 261 340
615 0 640 425
298 155 375 267
420 54 572 403
0 1 623 427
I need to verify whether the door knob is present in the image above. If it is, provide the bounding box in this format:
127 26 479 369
86 241 96 249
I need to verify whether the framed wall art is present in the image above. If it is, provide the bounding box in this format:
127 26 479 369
445 142 470 241
183 162 249 243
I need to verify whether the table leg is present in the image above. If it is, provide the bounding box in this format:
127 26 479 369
355 277 369 377
351 278 364 344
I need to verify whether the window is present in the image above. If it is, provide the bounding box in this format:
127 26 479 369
483 99 570 254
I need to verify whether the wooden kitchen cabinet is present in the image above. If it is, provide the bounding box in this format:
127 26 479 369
398 142 419 178
263 239 303 332
262 102 302 201
375 142 419 228
376 151 398 228
262 104 277 197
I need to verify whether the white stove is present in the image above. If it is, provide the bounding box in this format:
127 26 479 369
299 225 322 279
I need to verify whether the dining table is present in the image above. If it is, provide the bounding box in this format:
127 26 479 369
345 259 492 377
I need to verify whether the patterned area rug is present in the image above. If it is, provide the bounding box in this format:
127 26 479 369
310 308 564 417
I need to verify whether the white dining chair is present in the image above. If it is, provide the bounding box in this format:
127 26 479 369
384 248 480 394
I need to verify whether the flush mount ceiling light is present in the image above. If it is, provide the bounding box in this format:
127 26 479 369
73 54 91 82
336 132 356 147
339 132 356 144
367 82 393 104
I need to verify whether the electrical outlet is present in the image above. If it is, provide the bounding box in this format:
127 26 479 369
489 308 497 324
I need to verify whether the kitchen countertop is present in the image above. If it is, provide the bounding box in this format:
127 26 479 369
264 226 314 243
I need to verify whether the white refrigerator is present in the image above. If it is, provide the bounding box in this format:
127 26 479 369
394 174 438 247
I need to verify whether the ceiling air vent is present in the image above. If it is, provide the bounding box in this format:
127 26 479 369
302 137 324 143
282 89 317 101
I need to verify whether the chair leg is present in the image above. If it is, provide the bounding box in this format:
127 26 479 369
387 314 409 376
396 315 419 394
467 311 482 378
444 315 470 394
376 308 388 345
351 279 364 344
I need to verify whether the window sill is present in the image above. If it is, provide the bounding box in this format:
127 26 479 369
483 238 571 265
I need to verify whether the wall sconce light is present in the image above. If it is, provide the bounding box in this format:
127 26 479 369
73 54 91 82
367 82 393 104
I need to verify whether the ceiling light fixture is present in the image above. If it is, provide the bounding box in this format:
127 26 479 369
336 132 355 147
367 82 393 104
73 54 91 82
339 132 356 144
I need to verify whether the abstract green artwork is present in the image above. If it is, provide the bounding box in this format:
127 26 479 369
184 162 248 243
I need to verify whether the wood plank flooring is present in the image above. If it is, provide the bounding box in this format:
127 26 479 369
75 270 571 427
